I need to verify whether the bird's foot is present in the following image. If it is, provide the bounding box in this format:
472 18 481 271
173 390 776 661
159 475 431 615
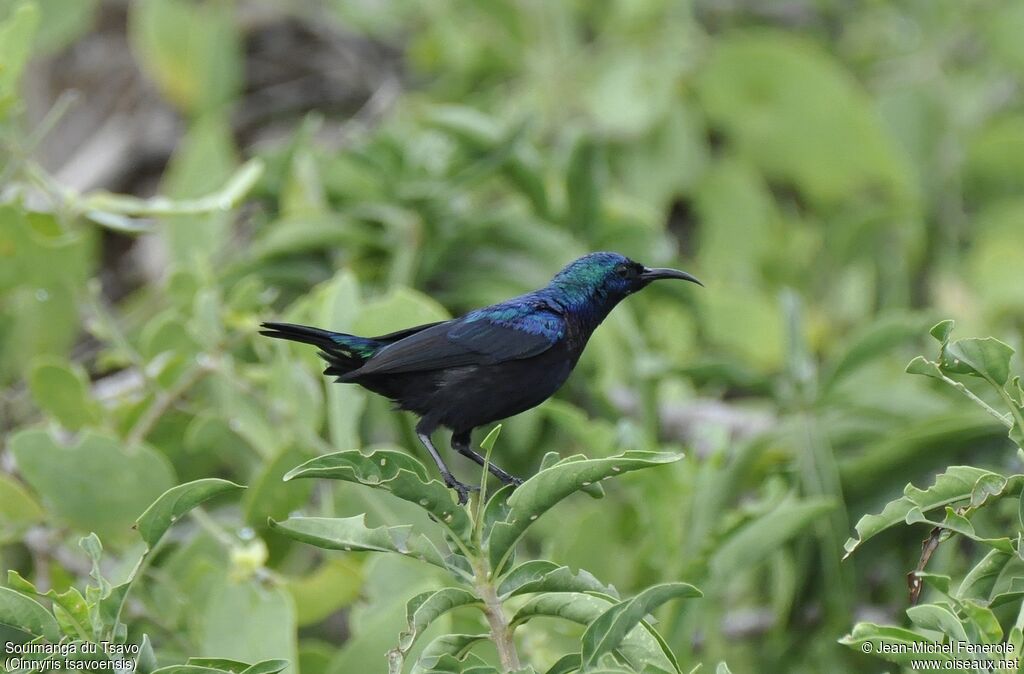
443 474 479 505
490 470 524 487
489 467 524 488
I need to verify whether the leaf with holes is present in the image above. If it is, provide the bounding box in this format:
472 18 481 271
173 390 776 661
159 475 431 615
269 515 448 569
487 451 682 573
844 466 1024 557
284 450 471 539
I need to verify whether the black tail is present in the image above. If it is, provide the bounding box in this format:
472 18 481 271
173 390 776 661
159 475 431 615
259 322 341 349
260 321 370 378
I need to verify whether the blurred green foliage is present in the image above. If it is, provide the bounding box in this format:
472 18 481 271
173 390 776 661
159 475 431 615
3 0 1024 672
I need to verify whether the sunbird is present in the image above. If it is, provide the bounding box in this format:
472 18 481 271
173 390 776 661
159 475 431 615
261 252 701 503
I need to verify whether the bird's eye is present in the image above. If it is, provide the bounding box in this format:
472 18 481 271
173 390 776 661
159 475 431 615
615 265 630 278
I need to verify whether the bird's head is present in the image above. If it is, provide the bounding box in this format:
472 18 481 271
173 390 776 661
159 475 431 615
549 252 702 307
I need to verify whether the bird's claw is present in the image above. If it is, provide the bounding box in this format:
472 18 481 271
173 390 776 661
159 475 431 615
443 474 479 505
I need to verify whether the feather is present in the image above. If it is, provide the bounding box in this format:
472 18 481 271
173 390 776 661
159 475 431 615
348 309 564 378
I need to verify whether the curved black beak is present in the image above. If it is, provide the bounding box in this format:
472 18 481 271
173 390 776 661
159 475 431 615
640 267 703 286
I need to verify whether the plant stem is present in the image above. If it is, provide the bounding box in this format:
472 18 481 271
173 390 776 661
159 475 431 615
472 558 520 672
938 370 1012 428
479 580 521 672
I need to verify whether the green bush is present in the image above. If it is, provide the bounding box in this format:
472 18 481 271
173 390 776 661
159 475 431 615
843 322 1024 670
5 1 1024 672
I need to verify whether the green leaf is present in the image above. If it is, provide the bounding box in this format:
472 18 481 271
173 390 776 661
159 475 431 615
143 117 239 265
136 478 246 548
580 583 701 670
394 588 482 658
0 586 61 643
511 593 678 673
930 320 955 344
83 210 154 233
1014 417 1024 450
354 287 451 337
286 559 362 627
269 515 448 569
426 105 549 217
1013 627 1024 666
957 550 1014 602
914 572 952 595
909 322 1024 441
696 32 911 205
281 141 328 219
902 506 1015 553
487 451 682 572
906 355 944 379
152 667 239 674
137 634 158 674
538 449 604 500
80 531 109 593
127 0 241 113
411 653 492 673
185 658 252 673
0 1 38 118
583 47 680 137
408 634 488 674
961 599 1002 644
844 466 1016 557
11 429 175 543
317 269 364 451
941 337 1015 385
198 577 297 667
822 314 929 390
246 215 363 265
27 356 102 429
566 137 601 234
0 207 91 382
709 497 834 584
179 658 281 674
240 660 290 674
244 446 313 530
1018 485 1024 532
0 473 43 542
479 425 502 453
7 570 91 640
283 450 471 540
699 287 785 369
905 604 968 642
78 532 135 636
839 623 952 665
335 555 443 674
497 561 617 599
544 654 581 674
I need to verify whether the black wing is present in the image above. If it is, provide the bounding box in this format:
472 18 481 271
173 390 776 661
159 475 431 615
370 321 449 344
348 310 564 378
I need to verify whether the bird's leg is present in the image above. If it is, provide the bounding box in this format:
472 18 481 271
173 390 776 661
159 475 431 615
415 422 477 505
451 431 524 487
